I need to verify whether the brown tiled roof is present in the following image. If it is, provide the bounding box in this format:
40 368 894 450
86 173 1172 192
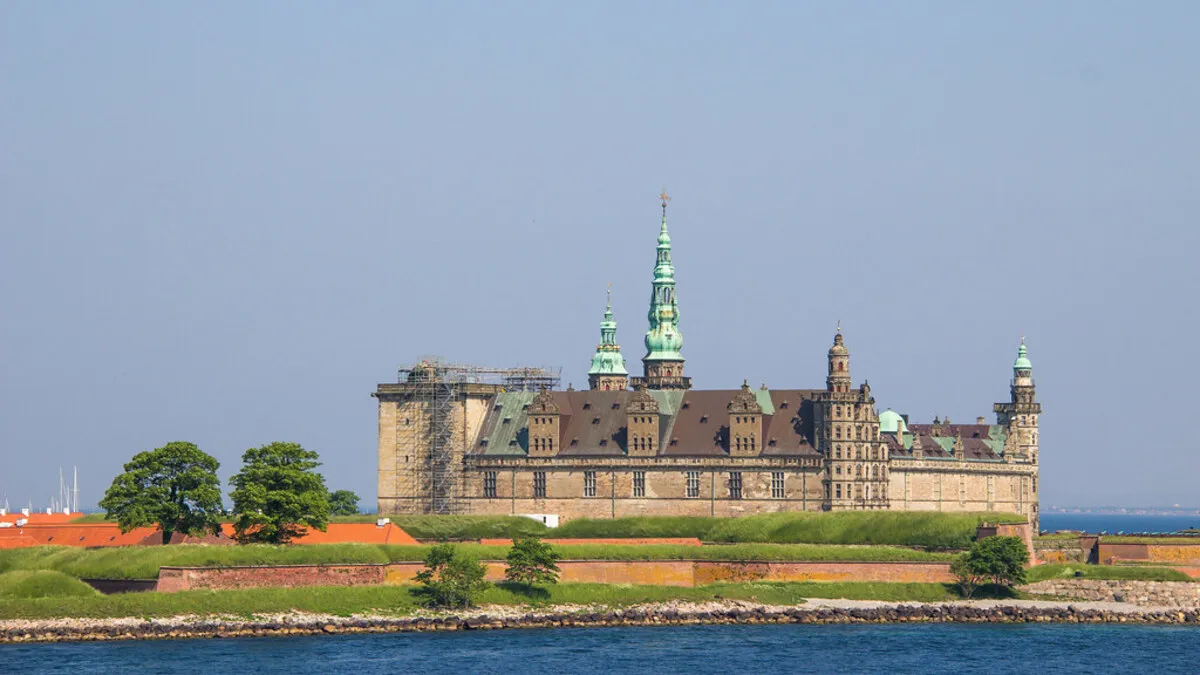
479 388 822 458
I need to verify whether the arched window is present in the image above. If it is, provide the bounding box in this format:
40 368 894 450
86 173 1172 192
837 362 844 371
856 465 862 478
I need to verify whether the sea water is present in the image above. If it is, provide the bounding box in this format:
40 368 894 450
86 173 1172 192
1040 513 1199 534
4 624 1199 674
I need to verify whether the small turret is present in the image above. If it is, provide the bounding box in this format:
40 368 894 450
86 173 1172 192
588 286 629 391
826 324 851 393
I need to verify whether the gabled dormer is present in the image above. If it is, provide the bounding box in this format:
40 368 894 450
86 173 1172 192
527 389 560 457
728 380 762 457
626 386 660 456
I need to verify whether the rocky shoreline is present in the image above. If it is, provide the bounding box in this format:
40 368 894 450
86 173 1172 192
3 599 1199 643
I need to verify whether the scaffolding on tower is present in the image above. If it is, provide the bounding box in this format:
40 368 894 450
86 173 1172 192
395 358 561 515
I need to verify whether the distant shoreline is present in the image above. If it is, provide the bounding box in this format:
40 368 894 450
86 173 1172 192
3 599 1198 643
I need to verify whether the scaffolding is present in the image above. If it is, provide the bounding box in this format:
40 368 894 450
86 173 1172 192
395 359 561 514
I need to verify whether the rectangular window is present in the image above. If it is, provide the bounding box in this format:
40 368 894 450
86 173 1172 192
533 471 546 499
771 472 785 499
686 471 700 498
584 471 596 498
633 471 646 498
728 471 742 500
484 471 497 498
835 483 842 499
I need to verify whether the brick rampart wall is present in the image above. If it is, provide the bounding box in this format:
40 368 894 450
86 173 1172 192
1098 542 1200 566
160 559 953 592
477 538 703 547
157 565 386 593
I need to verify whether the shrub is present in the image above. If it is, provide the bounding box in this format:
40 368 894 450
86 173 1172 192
413 544 489 608
505 537 561 586
955 536 1028 593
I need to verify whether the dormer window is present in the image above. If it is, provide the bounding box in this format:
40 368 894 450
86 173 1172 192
670 438 679 446
592 417 600 425
502 417 512 424
599 439 608 446
700 415 708 423
583 402 592 410
769 438 777 447
682 401 690 409
570 438 578 446
612 402 620 409
780 401 788 409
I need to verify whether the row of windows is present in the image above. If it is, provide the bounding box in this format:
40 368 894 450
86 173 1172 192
831 483 878 500
833 425 878 441
630 435 655 451
833 445 884 460
486 471 790 500
833 464 886 480
531 438 555 452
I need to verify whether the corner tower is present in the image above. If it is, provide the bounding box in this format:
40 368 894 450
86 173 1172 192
587 287 629 391
994 338 1040 463
636 189 690 390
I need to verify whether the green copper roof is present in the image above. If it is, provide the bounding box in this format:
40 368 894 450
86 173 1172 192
475 391 537 456
588 289 628 376
878 409 906 434
644 204 684 361
1013 339 1032 371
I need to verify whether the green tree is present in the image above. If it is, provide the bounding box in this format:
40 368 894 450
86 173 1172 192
328 489 361 517
504 536 561 587
229 442 330 544
953 535 1030 597
950 555 985 599
98 442 223 545
414 544 490 608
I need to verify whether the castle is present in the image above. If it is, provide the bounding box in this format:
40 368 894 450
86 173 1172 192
375 194 1041 528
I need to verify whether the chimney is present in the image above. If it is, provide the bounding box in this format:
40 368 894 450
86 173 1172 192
976 416 986 424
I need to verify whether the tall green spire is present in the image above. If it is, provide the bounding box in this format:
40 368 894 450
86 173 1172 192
588 286 628 377
644 189 684 362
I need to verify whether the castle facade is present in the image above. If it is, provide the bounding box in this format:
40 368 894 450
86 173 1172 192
375 197 1041 527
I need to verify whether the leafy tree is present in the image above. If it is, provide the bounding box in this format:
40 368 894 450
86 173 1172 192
950 555 986 599
98 442 223 545
328 489 361 517
953 535 1030 597
229 442 330 544
504 536 561 587
414 544 490 608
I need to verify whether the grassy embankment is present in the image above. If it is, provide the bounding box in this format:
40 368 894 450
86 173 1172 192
69 511 1023 549
0 580 966 621
0 543 954 581
1026 564 1193 583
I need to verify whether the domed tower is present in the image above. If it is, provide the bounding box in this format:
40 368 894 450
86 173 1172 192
587 287 629 391
637 189 690 390
993 338 1041 529
816 324 887 511
994 338 1041 462
826 324 851 393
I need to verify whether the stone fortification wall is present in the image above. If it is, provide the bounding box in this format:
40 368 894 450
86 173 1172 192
158 559 954 592
1024 579 1200 608
1033 538 1089 564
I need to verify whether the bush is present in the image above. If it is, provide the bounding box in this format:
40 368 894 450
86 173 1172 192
413 544 489 608
505 537 561 586
953 536 1028 596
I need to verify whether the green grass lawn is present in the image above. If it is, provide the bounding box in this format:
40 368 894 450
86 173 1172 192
0 543 954 580
68 512 1021 548
1026 564 1194 583
0 581 967 621
0 571 99 599
1033 532 1084 542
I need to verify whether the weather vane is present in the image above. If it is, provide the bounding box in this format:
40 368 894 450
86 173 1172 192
659 187 670 212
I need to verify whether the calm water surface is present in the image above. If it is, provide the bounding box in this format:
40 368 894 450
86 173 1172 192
4 624 1199 674
1040 513 1199 534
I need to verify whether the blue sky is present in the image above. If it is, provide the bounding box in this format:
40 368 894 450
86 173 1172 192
2 2 1197 509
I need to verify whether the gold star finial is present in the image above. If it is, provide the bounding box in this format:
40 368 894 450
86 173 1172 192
659 187 670 209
